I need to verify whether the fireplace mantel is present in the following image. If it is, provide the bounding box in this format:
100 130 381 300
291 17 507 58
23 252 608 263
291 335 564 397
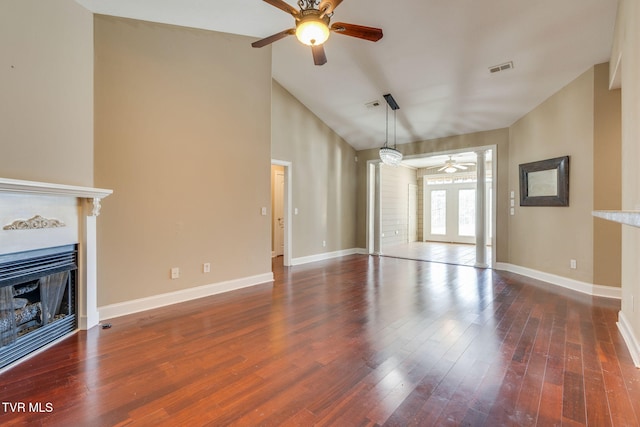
0 177 112 204
0 177 113 333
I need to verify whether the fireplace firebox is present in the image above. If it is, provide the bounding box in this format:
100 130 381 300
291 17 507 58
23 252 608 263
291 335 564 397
0 244 77 369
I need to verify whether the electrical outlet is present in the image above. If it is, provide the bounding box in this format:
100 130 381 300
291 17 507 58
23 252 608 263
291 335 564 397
203 262 211 273
322 240 326 247
570 259 577 269
171 267 180 279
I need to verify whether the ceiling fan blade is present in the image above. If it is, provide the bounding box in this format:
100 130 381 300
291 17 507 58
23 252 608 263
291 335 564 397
437 166 447 172
251 29 295 48
319 0 343 16
262 0 300 18
454 165 468 170
331 22 383 42
312 45 327 66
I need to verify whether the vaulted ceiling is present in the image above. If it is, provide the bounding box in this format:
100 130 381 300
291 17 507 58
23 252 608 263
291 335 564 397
77 0 618 151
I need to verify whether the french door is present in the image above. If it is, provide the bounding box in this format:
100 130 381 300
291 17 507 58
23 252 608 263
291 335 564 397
424 182 480 244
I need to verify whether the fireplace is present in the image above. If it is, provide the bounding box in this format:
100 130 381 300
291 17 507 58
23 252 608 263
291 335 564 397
0 245 78 369
0 177 112 370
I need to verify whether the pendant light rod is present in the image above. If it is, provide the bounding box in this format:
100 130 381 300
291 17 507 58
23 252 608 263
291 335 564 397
383 102 389 148
393 109 397 149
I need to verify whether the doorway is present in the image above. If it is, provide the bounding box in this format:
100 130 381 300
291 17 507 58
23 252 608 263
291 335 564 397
367 147 496 268
272 166 285 257
271 160 292 267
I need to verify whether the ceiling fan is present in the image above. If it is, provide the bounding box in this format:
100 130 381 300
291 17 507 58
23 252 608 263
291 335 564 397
251 0 383 66
427 156 476 173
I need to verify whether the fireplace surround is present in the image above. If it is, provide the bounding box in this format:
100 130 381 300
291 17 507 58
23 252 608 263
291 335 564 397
0 177 112 369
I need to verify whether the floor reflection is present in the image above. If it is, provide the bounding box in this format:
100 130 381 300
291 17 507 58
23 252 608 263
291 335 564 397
382 241 493 267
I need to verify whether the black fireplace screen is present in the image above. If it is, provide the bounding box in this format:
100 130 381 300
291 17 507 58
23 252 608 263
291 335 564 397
0 245 77 369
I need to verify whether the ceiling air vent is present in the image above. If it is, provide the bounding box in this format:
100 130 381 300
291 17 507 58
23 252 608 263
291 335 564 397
489 61 514 74
365 100 381 109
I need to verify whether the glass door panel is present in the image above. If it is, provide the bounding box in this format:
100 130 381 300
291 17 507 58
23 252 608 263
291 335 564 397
430 190 446 235
458 189 476 237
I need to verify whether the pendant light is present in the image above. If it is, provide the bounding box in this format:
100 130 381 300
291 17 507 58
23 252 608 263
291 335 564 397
379 93 402 166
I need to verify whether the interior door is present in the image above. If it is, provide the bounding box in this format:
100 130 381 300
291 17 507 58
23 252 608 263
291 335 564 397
273 170 285 256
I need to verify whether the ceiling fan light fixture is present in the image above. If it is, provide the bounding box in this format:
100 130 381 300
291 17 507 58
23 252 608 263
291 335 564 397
295 17 330 46
253 0 382 65
444 166 458 173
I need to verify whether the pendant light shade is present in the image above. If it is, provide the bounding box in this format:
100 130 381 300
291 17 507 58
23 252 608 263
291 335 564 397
379 147 403 166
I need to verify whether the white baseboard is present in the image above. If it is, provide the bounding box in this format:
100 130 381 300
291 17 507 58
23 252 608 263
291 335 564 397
618 311 640 367
99 272 274 321
291 248 363 266
495 262 621 299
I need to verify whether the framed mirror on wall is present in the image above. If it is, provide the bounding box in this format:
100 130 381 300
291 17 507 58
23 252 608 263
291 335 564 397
519 156 569 206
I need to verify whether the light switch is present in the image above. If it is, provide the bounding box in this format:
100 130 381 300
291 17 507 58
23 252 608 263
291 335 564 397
261 207 267 216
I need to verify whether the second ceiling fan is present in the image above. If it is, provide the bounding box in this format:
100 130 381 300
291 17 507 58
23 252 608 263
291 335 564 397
251 0 383 66
427 156 476 174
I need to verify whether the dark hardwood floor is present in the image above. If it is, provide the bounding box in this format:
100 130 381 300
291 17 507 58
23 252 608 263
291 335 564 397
1 255 638 426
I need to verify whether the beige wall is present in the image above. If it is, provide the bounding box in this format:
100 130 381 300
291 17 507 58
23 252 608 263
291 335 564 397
94 16 272 306
356 128 510 260
616 0 640 345
509 68 594 282
271 81 357 258
0 0 94 186
593 63 622 286
509 64 621 286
